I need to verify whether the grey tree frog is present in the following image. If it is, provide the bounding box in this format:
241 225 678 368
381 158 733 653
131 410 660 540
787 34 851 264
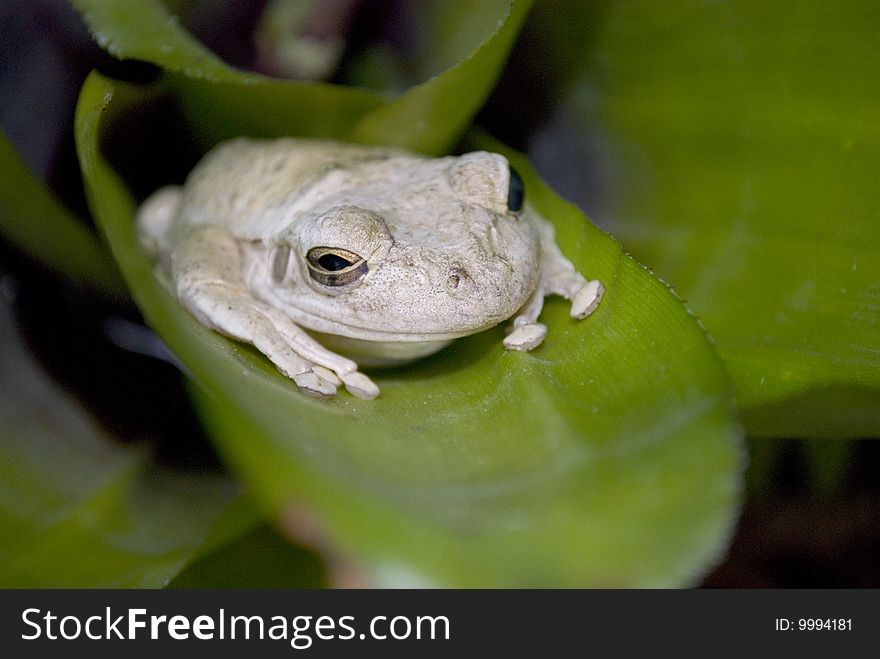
138 138 603 400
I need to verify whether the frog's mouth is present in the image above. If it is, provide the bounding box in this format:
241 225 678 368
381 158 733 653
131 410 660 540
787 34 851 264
292 309 510 344
306 331 458 368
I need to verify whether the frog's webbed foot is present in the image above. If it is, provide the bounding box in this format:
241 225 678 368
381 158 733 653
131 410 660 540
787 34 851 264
173 226 379 400
184 282 379 400
503 216 603 352
503 277 604 352
570 279 604 319
503 286 548 351
265 308 379 400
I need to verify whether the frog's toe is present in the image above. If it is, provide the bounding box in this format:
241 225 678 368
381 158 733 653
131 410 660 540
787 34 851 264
340 371 380 400
571 280 604 319
312 365 342 387
503 322 548 351
293 371 338 398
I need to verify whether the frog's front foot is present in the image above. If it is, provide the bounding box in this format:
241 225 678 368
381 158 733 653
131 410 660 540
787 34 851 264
291 359 379 401
503 318 548 351
249 309 380 400
570 279 604 319
177 253 379 400
293 368 379 401
502 269 604 352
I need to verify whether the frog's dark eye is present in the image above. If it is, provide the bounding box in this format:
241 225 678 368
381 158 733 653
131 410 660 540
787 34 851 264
507 166 525 212
306 246 368 286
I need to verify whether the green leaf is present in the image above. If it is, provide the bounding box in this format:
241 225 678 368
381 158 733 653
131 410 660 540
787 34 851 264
70 0 237 81
168 523 325 588
543 1 880 438
71 0 375 147
72 0 533 155
167 75 383 147
0 131 124 296
0 295 244 588
76 72 743 587
410 0 530 81
349 0 534 154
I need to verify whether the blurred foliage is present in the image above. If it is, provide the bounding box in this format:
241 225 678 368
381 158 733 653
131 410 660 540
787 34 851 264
168 521 326 588
0 131 124 297
0 295 244 587
516 0 880 439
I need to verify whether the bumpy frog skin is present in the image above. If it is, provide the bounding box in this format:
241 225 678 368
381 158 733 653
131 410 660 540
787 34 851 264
138 138 603 400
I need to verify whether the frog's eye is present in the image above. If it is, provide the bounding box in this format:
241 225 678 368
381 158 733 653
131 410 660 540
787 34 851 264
507 166 525 212
306 246 368 286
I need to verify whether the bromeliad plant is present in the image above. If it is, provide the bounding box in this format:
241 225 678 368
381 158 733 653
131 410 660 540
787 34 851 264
1 0 874 587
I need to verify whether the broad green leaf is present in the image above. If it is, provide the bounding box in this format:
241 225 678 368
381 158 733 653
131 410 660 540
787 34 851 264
72 0 532 155
0 132 124 297
76 72 743 587
0 295 243 588
536 1 880 438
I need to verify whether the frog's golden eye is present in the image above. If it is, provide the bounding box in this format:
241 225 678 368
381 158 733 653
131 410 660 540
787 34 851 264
306 246 368 286
507 166 525 212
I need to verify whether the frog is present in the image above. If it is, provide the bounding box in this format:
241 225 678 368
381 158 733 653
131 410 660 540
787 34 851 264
137 138 604 400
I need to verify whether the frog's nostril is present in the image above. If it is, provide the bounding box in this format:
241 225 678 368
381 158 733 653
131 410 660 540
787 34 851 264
445 265 470 293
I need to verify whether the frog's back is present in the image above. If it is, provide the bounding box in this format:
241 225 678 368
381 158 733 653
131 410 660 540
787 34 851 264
176 138 397 241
